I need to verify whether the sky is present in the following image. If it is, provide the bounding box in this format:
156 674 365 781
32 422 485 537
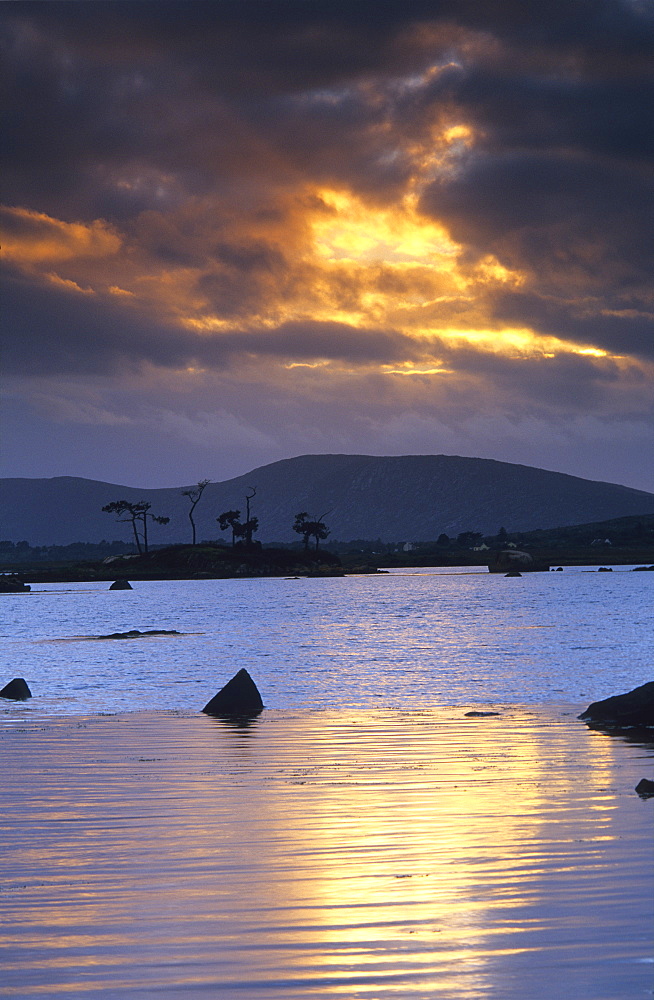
2 0 654 491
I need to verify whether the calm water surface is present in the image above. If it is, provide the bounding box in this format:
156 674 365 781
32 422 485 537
1 569 652 999
0 567 652 714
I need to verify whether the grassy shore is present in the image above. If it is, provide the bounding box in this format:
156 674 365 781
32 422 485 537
2 541 653 584
6 543 349 584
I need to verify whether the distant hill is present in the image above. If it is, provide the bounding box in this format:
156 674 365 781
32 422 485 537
2 454 654 547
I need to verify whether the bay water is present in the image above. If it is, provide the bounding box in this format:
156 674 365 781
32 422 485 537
1 567 652 998
0 565 652 715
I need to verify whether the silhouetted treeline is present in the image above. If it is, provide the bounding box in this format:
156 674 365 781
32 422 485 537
506 514 654 549
326 514 654 558
3 511 653 572
0 539 137 565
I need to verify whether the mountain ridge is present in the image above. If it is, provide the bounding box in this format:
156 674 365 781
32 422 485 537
2 453 654 547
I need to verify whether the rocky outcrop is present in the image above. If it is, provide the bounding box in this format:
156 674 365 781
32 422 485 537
92 629 181 639
202 668 264 717
489 550 549 573
109 579 132 590
635 778 654 797
0 677 32 700
578 681 654 728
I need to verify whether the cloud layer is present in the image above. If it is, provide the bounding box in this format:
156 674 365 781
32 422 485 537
1 1 653 489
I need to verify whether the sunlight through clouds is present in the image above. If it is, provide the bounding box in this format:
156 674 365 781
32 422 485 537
1 0 652 488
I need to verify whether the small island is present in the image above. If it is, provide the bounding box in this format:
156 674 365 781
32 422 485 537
1 495 653 584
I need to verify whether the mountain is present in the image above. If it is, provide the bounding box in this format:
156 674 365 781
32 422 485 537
2 454 654 547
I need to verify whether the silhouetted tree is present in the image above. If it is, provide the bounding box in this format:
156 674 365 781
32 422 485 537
102 500 170 554
241 487 259 546
293 510 331 552
436 533 450 546
181 479 211 545
293 512 313 550
217 510 242 547
241 517 260 545
217 488 259 547
310 519 330 551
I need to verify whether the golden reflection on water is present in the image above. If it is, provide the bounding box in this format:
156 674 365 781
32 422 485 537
0 709 652 999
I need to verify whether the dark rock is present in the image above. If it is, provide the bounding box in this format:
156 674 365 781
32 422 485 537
633 565 654 572
464 711 501 717
556 566 563 571
635 778 654 797
505 570 522 577
491 549 532 569
598 566 612 572
202 668 264 717
578 681 654 728
0 575 31 593
0 677 32 700
93 629 181 639
109 579 132 590
489 549 550 573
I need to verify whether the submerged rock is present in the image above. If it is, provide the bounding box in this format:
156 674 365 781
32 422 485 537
464 711 501 717
93 629 181 640
202 668 264 717
578 681 654 728
0 677 32 700
505 570 522 577
109 579 133 590
635 778 654 797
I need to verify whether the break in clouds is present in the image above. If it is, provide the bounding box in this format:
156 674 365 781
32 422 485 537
1 1 653 487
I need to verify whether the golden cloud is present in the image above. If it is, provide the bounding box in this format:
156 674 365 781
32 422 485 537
2 187 624 373
1 206 121 264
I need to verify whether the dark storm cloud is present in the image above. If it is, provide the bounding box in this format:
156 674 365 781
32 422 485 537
423 151 654 282
423 146 654 359
1 269 190 376
0 268 422 376
491 290 654 363
5 1 651 211
438 341 628 410
1 0 653 417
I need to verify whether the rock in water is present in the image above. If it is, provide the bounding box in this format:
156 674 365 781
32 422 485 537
202 668 264 717
578 681 654 728
489 549 533 572
93 629 181 640
110 579 132 590
0 678 32 700
635 778 654 797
